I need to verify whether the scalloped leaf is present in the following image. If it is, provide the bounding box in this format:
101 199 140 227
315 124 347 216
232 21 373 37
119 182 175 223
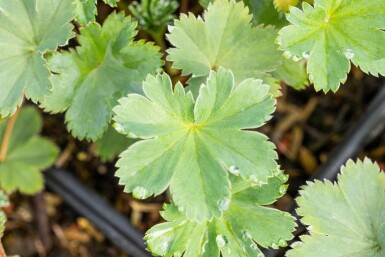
167 0 281 96
41 12 163 141
0 0 75 117
113 68 277 222
0 107 59 194
278 1 385 92
146 173 296 256
287 158 385 257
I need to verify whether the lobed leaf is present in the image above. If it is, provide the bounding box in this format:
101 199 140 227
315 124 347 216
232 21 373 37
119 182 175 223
145 173 296 257
113 68 277 221
287 158 385 257
278 0 385 92
0 107 59 194
0 0 75 117
74 0 120 25
167 0 281 96
41 12 163 141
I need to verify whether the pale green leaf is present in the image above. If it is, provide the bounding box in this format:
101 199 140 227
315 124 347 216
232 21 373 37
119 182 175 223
273 58 308 90
0 107 59 194
94 125 136 161
113 68 277 221
74 0 97 24
41 12 163 141
146 173 295 256
287 158 385 257
0 0 75 116
167 0 281 95
278 1 385 92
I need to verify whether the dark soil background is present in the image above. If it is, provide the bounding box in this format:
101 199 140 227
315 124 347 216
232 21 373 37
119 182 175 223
2 1 385 257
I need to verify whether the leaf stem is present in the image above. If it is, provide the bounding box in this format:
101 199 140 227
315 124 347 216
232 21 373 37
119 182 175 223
0 108 21 162
0 242 6 257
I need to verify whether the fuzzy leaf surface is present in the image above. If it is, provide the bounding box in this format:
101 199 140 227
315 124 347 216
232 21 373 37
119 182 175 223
0 0 74 117
113 68 277 221
287 158 385 257
146 173 295 256
167 0 281 95
0 107 59 194
41 12 163 141
278 1 385 92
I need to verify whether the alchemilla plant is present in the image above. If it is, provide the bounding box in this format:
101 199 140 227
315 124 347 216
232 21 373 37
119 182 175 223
0 0 384 256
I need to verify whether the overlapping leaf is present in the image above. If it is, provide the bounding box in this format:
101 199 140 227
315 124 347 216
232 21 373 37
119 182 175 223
113 68 277 221
0 0 74 117
287 158 385 257
41 12 163 141
0 107 59 194
146 173 295 257
74 0 120 25
278 0 385 92
167 0 281 96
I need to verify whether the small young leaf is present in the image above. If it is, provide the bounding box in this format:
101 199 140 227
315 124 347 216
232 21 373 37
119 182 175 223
278 1 385 92
113 68 277 221
146 173 295 256
287 158 385 257
0 107 59 194
41 12 163 141
0 0 75 117
74 0 121 25
273 58 308 90
167 0 281 95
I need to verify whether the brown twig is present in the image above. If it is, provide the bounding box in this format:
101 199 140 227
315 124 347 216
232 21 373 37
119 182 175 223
0 242 6 257
0 108 21 162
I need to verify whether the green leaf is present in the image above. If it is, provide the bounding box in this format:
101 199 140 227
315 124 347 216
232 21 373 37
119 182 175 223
273 58 308 90
0 107 59 194
167 0 281 96
146 173 295 256
287 158 385 257
94 125 136 161
0 191 9 239
41 12 163 141
0 0 75 117
74 0 97 25
74 0 120 25
113 68 277 221
243 0 288 27
278 1 385 92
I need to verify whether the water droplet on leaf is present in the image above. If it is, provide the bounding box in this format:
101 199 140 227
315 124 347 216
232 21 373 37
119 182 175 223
243 230 252 239
216 234 227 248
302 51 310 59
229 165 240 176
292 55 301 62
344 49 355 59
219 198 230 211
250 243 258 250
132 187 150 199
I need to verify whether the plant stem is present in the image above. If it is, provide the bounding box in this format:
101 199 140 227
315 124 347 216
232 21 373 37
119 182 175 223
0 108 21 162
0 242 6 257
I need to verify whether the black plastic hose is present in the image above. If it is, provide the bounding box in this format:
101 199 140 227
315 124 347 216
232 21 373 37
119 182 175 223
263 84 385 257
45 169 152 257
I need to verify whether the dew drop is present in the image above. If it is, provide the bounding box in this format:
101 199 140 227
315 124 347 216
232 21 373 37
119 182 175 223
292 55 301 62
132 187 150 199
302 51 310 59
229 165 240 176
242 230 252 239
271 243 279 249
279 185 288 194
219 198 230 211
278 239 288 247
250 243 258 250
344 49 355 59
216 234 228 248
114 123 124 133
